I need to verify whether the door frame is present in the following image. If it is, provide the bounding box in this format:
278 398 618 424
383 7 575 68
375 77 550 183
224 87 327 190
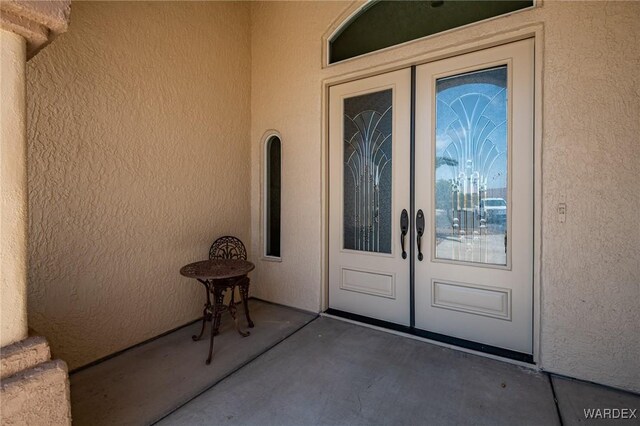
320 24 544 366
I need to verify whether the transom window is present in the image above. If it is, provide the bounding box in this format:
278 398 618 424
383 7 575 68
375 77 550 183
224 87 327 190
329 0 534 64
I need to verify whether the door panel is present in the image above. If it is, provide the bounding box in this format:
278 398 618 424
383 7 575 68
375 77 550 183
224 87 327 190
414 39 534 353
329 69 411 326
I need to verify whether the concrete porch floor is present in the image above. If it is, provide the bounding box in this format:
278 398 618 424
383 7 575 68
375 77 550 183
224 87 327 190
70 300 316 425
72 301 639 425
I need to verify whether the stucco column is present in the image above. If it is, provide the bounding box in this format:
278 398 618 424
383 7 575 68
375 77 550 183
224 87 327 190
0 0 71 347
1 3 72 424
0 27 28 348
0 0 70 349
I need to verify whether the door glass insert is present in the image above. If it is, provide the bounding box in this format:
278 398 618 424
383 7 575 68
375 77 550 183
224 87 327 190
343 89 393 253
434 66 508 265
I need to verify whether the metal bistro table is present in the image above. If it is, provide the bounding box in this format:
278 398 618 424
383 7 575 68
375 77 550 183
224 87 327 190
180 259 255 364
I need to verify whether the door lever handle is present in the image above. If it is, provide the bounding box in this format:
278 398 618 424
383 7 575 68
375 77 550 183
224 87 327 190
400 209 409 259
416 209 425 261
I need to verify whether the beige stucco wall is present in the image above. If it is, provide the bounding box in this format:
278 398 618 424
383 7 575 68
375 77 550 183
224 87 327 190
250 1 640 392
1 336 50 380
26 1 251 369
1 28 29 348
1 360 71 425
250 1 350 312
1 336 71 425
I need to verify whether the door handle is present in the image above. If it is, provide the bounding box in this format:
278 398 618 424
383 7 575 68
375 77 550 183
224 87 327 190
400 209 409 259
504 231 507 254
416 209 425 261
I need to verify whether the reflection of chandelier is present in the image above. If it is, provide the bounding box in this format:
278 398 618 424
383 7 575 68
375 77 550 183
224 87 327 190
438 90 507 263
450 161 486 239
440 88 506 238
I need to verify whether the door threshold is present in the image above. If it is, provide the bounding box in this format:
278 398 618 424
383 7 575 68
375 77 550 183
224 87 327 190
324 308 534 365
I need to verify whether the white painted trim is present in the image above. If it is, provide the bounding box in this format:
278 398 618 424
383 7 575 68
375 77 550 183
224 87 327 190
261 130 283 261
320 23 544 365
532 30 544 369
320 80 330 313
325 0 376 45
321 1 368 69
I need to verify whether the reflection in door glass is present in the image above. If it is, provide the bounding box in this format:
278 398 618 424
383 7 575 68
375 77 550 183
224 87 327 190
434 66 508 265
343 89 392 254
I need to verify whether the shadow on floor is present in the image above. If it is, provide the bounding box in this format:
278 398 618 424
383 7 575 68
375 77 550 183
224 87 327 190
71 305 639 426
70 300 316 426
159 316 559 425
159 317 640 426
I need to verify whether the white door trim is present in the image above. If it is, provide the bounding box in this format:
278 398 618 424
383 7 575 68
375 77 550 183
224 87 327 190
320 24 544 365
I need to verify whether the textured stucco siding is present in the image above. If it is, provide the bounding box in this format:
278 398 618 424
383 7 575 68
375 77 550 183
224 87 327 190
1 28 29 348
1 336 50 380
536 0 640 395
249 1 350 313
250 1 640 392
26 1 251 369
0 359 71 425
0 336 71 425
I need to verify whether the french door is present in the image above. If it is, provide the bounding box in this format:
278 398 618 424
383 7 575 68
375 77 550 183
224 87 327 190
329 39 534 356
328 69 412 326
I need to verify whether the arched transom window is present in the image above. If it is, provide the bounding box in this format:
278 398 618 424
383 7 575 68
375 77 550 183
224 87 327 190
329 0 534 64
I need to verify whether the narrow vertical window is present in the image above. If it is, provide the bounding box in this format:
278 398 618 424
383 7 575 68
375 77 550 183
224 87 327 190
265 135 281 257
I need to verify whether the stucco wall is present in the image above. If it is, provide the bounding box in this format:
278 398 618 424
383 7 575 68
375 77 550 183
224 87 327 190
1 28 28 348
250 1 350 313
250 1 640 392
0 336 71 425
26 1 251 369
1 360 71 425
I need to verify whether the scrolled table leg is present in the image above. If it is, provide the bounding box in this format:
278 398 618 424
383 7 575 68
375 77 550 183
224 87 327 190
207 286 226 365
239 277 254 328
228 295 250 338
192 304 209 341
193 279 212 341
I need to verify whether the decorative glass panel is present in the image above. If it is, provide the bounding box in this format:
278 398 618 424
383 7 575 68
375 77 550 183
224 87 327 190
434 66 508 265
343 89 392 253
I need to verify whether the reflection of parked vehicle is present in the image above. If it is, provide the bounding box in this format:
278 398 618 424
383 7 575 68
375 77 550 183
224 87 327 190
435 209 450 233
477 198 507 223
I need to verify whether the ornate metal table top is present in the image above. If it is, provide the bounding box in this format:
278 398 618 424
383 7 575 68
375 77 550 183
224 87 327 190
180 259 255 281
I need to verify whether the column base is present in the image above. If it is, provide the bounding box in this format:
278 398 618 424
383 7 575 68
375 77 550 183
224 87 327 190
0 336 71 425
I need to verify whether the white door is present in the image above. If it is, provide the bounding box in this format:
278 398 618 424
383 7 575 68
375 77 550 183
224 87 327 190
328 40 534 355
414 39 534 353
329 69 412 326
